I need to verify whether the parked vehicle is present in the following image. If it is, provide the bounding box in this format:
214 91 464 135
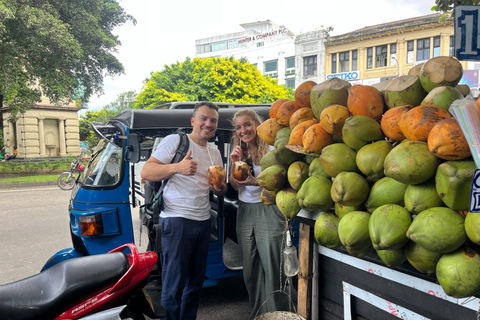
57 158 86 190
0 243 164 320
43 106 299 288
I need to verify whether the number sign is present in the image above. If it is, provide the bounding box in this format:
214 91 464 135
455 5 480 60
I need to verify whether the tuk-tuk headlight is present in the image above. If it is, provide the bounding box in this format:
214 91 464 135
79 214 104 236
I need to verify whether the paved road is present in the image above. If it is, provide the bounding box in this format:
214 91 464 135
0 186 251 319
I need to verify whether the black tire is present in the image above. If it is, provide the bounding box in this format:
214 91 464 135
57 172 76 190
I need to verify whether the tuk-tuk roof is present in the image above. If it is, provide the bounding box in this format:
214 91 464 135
112 107 272 131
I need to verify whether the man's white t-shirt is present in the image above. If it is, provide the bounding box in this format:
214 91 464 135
151 134 223 221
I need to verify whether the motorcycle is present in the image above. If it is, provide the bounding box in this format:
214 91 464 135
0 243 165 320
57 158 86 190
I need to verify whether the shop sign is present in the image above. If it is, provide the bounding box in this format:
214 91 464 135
326 71 360 81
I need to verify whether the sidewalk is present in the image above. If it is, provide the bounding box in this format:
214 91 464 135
0 181 58 190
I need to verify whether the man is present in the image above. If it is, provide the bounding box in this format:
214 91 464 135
141 102 227 320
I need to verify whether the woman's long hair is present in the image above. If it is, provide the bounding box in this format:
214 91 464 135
231 108 270 166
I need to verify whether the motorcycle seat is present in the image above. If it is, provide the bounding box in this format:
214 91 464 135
0 252 129 320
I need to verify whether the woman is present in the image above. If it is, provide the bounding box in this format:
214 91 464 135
229 108 288 319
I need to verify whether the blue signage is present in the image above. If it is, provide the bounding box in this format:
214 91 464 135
454 5 480 61
326 71 360 81
470 169 480 213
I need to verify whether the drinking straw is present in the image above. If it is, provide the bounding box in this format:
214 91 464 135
206 145 214 167
449 98 480 168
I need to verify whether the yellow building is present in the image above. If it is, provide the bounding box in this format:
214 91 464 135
324 13 472 90
1 96 81 159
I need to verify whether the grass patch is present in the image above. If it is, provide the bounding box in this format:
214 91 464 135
0 174 61 183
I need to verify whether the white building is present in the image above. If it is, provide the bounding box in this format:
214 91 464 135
195 20 296 88
294 30 329 86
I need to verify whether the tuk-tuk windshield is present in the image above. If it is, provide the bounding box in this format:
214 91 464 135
78 139 123 187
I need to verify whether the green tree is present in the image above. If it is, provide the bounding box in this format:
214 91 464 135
0 0 135 118
432 0 480 15
105 91 138 113
79 109 117 150
79 91 138 149
135 57 294 109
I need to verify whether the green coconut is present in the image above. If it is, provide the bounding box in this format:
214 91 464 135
308 157 330 179
257 165 287 192
335 203 364 219
275 127 292 142
384 140 440 185
342 115 385 150
420 86 464 111
275 138 304 167
436 247 480 298
365 177 408 213
383 75 426 109
319 143 358 177
369 204 412 250
310 78 351 119
260 188 277 205
338 211 372 257
260 149 280 171
276 187 300 220
287 161 309 191
376 248 407 268
356 140 393 183
435 160 476 211
314 212 342 248
297 175 333 212
419 56 463 93
406 207 466 254
331 171 370 207
404 241 443 274
404 179 445 215
465 212 480 245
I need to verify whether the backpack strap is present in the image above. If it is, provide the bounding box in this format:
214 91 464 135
150 129 190 221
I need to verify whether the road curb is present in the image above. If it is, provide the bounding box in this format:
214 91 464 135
0 181 58 190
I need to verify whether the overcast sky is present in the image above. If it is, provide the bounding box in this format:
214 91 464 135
84 0 436 112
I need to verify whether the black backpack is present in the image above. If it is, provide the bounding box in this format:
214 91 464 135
142 129 190 264
147 129 190 223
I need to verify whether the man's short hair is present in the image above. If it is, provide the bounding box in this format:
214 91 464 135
193 101 219 116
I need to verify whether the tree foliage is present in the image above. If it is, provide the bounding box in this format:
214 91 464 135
0 0 135 118
79 91 138 148
432 0 480 14
135 57 294 109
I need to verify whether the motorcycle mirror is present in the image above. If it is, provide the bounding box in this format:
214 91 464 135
126 133 140 163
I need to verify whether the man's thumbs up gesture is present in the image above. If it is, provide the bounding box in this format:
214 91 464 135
177 149 197 176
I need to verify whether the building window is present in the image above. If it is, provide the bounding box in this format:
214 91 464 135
303 55 317 76
433 36 441 57
407 40 414 63
352 50 358 71
390 44 397 66
257 42 264 47
450 36 454 56
367 47 373 69
264 60 278 75
285 78 295 88
339 51 349 72
286 57 295 69
196 44 212 54
375 45 388 68
417 38 430 61
331 54 337 74
285 57 295 77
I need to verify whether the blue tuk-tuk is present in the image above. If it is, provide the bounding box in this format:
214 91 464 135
43 106 299 287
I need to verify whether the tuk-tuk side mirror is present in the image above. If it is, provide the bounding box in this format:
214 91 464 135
126 133 141 163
